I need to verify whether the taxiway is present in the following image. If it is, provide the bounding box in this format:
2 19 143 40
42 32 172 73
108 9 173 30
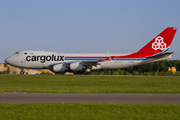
0 93 180 103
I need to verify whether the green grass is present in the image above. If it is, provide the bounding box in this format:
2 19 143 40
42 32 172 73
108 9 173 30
0 75 180 94
0 103 179 120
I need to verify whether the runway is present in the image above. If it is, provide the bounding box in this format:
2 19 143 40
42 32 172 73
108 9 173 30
0 93 180 103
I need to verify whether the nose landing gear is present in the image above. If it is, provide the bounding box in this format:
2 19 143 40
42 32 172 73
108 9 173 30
20 68 24 75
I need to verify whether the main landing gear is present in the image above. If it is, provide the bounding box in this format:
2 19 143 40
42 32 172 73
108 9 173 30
73 71 91 75
20 68 24 75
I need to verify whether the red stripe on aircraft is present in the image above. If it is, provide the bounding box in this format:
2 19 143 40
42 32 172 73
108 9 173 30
65 56 108 58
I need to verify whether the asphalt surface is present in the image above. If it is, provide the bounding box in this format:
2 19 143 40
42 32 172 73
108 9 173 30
0 93 180 103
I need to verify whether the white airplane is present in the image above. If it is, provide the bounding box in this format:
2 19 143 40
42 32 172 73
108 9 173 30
5 27 178 74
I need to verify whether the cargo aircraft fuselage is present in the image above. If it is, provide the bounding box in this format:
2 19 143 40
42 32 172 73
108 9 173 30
5 27 178 74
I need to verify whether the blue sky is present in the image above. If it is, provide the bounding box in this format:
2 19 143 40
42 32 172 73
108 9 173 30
1 0 180 63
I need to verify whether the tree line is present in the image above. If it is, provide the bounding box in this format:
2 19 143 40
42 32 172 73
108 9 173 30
91 60 180 76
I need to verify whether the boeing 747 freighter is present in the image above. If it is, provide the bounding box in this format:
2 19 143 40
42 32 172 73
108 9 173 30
5 27 178 74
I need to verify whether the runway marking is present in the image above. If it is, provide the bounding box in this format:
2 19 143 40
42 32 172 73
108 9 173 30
0 93 180 103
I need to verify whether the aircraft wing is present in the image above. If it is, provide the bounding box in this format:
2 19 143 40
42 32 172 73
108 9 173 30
48 59 105 72
49 59 104 68
68 59 106 66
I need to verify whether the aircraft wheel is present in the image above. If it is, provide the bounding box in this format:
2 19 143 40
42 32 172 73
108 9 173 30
85 72 91 75
20 71 24 75
73 71 83 75
20 68 24 75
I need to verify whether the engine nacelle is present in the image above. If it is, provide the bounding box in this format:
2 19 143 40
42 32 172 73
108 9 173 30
53 64 67 72
70 62 86 71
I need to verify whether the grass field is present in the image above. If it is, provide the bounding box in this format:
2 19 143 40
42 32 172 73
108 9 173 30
0 103 179 120
0 75 179 120
0 75 180 94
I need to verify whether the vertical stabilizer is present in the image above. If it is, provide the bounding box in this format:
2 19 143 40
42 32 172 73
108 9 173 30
137 27 178 54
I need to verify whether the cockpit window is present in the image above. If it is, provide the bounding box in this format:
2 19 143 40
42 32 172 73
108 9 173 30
15 52 19 54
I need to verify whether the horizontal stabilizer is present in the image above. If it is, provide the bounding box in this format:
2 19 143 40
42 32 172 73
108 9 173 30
146 52 173 59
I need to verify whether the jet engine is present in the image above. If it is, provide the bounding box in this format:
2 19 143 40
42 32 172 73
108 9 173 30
53 64 67 72
70 62 86 71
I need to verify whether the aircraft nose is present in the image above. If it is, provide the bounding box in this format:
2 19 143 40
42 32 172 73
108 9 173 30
5 57 12 64
5 58 9 64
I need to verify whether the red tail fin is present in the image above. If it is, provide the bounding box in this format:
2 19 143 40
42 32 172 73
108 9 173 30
137 27 178 54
